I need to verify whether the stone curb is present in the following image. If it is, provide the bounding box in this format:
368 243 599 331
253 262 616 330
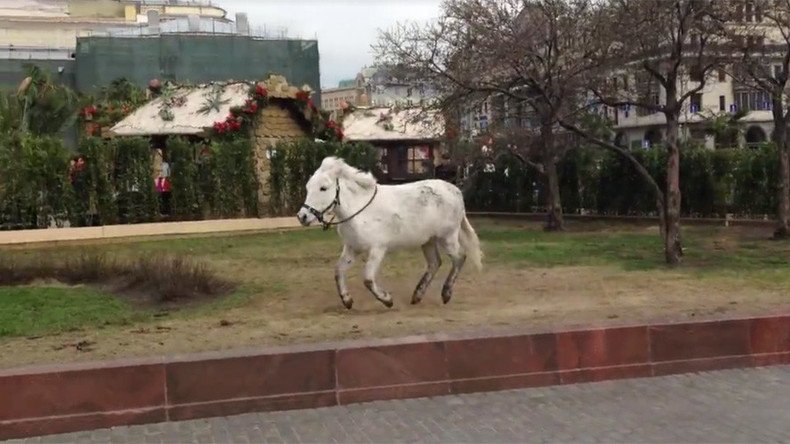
1 313 787 440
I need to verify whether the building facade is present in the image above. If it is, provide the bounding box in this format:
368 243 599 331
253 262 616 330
0 0 230 89
321 82 368 115
357 66 438 108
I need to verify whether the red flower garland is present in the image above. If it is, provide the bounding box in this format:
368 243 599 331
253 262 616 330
209 82 343 142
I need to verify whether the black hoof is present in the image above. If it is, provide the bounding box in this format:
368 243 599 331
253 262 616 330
411 295 423 305
379 296 394 308
442 289 452 304
342 298 353 310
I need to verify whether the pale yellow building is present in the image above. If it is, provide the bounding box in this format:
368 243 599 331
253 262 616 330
609 3 785 150
321 85 369 115
0 0 228 51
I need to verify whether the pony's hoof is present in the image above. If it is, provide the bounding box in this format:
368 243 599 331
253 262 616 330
379 295 394 308
441 289 453 304
410 295 423 305
341 298 353 310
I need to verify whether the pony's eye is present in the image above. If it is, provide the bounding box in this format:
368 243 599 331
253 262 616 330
320 186 328 192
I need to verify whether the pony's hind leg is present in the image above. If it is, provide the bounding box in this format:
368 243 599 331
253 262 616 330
439 233 466 304
335 245 355 309
363 247 393 308
411 239 441 305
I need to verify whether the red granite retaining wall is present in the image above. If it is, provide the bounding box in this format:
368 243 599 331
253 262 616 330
1 314 788 440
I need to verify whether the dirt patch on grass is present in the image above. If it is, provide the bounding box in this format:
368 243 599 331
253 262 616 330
0 253 234 306
2 261 787 369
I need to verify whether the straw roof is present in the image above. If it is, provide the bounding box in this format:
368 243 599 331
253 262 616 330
342 107 444 142
110 75 312 137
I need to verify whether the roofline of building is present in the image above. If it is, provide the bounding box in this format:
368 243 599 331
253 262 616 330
75 34 318 43
321 86 360 93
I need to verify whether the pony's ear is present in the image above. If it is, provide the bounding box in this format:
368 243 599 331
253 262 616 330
319 156 343 177
341 164 377 189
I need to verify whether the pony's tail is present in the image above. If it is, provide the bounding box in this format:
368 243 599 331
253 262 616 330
459 216 483 272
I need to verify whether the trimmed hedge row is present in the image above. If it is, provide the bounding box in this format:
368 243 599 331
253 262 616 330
0 135 378 230
1 134 780 230
466 144 780 218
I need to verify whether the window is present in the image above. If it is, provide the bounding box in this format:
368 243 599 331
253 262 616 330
746 35 765 48
718 68 727 82
377 148 388 175
720 95 726 111
775 65 784 79
407 145 431 175
734 89 771 111
690 93 703 112
690 65 704 82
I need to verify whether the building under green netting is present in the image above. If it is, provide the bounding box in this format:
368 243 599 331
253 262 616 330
74 34 321 101
0 59 76 90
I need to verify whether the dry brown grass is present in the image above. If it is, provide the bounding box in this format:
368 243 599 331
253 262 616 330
0 253 234 304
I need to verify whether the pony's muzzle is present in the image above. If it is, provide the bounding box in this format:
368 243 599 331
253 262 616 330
297 208 313 226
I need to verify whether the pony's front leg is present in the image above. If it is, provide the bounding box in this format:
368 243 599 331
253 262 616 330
335 245 355 309
363 247 393 308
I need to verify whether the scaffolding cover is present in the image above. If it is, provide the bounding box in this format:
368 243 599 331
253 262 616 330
75 35 320 102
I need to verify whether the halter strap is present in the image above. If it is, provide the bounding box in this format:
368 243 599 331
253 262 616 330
300 179 378 231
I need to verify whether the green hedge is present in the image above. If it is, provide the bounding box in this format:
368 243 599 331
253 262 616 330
0 134 73 229
0 135 378 229
1 135 781 230
465 144 780 218
167 137 259 219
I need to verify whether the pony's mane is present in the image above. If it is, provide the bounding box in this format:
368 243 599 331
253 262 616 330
320 156 378 189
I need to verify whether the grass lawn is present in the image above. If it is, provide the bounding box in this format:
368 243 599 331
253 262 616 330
0 286 141 338
0 218 788 368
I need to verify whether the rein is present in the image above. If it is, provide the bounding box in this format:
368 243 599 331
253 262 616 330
301 179 378 231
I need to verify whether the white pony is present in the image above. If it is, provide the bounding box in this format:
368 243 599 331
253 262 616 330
297 156 483 309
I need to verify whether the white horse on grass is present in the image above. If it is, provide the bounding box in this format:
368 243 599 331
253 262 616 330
297 157 483 309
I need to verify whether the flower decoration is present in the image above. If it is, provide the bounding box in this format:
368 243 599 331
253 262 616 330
208 78 344 143
254 84 268 98
82 105 97 120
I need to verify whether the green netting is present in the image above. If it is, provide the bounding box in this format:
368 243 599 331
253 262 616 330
75 35 321 102
0 60 76 90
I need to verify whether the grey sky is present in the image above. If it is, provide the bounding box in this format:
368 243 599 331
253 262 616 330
212 0 442 89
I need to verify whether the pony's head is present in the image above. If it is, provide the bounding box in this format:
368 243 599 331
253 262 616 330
297 156 377 227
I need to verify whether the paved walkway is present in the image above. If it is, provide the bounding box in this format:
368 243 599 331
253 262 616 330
12 366 790 444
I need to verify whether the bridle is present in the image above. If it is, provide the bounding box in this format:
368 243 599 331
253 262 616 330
301 178 378 231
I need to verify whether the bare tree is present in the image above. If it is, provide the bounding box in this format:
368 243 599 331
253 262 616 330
588 0 728 264
376 0 614 231
724 0 790 238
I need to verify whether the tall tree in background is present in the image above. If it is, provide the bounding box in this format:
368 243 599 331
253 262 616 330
725 0 790 238
590 0 727 264
376 0 614 231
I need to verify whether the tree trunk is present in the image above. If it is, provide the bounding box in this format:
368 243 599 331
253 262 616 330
544 160 564 231
772 106 790 239
540 122 564 231
775 128 790 239
558 121 666 240
664 112 682 265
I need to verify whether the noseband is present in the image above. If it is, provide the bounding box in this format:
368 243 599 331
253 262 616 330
301 178 378 231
